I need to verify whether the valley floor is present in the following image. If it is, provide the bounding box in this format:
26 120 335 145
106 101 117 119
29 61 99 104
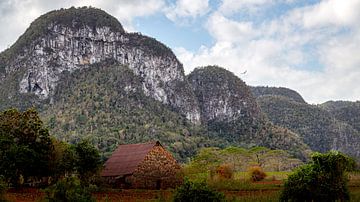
5 172 360 202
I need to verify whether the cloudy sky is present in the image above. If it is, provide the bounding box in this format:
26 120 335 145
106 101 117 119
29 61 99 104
1 0 360 103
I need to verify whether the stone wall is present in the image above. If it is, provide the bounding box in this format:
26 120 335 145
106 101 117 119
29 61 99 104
129 145 182 189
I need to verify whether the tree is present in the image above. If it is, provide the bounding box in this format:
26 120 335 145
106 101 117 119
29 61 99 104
74 140 101 184
0 108 53 186
44 176 95 202
49 140 77 180
280 151 355 202
173 178 225 202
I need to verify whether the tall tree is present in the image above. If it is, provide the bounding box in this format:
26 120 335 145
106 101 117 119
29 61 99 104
74 140 101 184
0 108 53 185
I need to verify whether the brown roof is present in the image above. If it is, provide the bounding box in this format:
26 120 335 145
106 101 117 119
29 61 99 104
101 141 161 177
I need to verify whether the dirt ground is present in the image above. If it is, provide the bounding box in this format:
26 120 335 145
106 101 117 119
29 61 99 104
5 188 280 202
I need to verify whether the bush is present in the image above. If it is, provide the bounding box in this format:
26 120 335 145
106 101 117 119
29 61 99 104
173 178 225 202
248 166 267 182
280 151 355 202
215 164 233 179
0 177 8 202
44 176 95 202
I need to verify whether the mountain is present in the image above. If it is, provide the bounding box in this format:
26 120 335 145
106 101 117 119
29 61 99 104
0 7 312 161
251 86 306 103
257 95 360 160
320 101 360 132
187 66 311 160
0 7 200 124
188 66 262 140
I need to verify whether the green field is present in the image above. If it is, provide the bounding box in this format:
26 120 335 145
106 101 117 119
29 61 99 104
181 171 360 202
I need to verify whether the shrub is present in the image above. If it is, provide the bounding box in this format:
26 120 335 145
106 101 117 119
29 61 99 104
280 151 355 202
173 178 225 202
0 177 8 202
44 176 95 202
215 164 233 179
248 166 267 182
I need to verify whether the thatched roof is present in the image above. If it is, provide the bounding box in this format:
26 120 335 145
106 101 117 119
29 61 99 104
101 141 161 177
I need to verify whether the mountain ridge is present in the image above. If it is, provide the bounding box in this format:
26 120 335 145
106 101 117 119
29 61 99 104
0 6 358 161
0 7 201 124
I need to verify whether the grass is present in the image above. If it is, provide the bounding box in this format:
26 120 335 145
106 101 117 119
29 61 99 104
234 171 291 181
350 187 360 202
349 171 360 187
225 191 280 202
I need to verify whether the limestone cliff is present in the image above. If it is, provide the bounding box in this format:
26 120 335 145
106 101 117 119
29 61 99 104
0 7 200 124
187 66 262 130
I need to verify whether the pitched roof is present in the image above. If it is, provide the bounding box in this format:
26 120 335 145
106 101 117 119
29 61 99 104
101 141 161 177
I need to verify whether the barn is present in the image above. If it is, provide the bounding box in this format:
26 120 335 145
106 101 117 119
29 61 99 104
101 141 182 189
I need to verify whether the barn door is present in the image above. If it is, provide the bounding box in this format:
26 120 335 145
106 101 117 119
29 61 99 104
156 179 161 190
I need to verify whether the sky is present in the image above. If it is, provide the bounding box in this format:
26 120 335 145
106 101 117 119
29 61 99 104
1 0 360 104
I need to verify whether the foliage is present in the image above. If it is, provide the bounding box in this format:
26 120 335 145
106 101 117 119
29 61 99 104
187 66 311 161
49 140 77 181
250 86 306 103
280 151 355 202
49 139 101 184
215 164 233 179
0 176 7 202
127 33 174 58
0 108 54 186
184 146 303 175
44 176 95 202
74 140 102 184
40 62 223 162
248 166 267 182
257 95 360 160
320 100 360 132
173 178 225 202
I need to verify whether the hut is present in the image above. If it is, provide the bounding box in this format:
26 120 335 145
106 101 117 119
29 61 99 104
101 141 182 189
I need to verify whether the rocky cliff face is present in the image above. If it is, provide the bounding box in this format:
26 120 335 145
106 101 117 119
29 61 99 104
187 66 311 160
188 66 262 123
0 7 200 124
187 66 263 139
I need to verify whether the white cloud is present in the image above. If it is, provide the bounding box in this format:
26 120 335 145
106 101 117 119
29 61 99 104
206 12 258 44
301 0 360 28
219 0 274 15
77 0 165 31
175 0 360 103
165 0 210 23
0 0 165 51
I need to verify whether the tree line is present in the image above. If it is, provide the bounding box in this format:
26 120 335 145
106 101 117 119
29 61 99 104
0 108 101 187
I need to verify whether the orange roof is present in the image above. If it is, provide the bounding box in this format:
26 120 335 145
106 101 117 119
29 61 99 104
101 141 161 177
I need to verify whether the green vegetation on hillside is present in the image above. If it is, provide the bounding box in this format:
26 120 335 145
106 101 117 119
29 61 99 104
40 60 222 161
127 33 175 58
251 86 306 103
257 95 360 160
187 66 310 161
321 101 360 132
